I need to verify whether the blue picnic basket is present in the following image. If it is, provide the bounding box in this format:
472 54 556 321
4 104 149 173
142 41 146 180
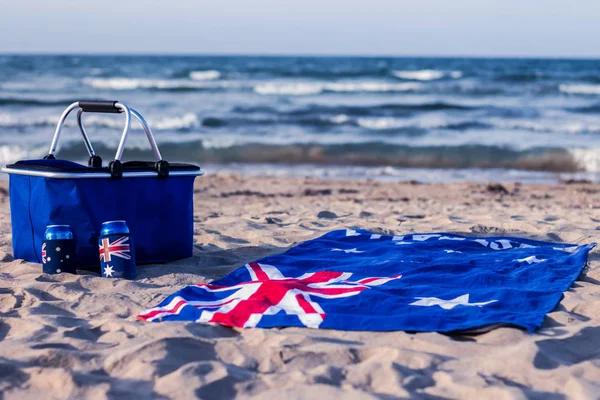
1 101 204 267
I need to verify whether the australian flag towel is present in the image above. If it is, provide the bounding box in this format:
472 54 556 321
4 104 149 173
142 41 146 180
139 229 595 332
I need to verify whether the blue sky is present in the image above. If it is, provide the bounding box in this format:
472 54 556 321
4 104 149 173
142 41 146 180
1 0 599 57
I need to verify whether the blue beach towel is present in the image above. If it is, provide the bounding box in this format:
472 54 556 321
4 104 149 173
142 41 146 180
138 229 595 332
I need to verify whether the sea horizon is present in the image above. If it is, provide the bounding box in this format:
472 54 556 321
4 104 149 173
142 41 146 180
3 52 600 61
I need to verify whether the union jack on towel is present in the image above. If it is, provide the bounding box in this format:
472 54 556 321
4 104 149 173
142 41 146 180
138 229 595 332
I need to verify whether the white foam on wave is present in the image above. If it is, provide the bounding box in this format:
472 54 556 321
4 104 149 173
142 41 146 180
189 70 221 81
357 118 412 130
326 82 421 92
82 77 239 91
559 84 600 95
568 148 600 172
0 112 199 131
254 82 322 96
392 69 462 81
0 113 57 128
0 113 20 127
201 136 240 149
84 113 200 130
0 145 31 164
490 119 600 135
83 78 148 90
209 163 599 184
328 114 350 124
357 116 448 130
253 81 421 96
0 144 49 164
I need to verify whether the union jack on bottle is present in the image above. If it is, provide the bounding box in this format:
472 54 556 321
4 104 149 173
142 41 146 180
99 220 136 280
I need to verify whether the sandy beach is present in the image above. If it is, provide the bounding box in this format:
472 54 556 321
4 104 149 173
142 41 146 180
0 174 599 399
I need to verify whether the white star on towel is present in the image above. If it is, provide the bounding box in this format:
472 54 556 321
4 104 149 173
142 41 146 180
104 265 114 277
331 248 365 254
515 256 546 264
409 294 497 310
554 246 579 254
412 234 441 241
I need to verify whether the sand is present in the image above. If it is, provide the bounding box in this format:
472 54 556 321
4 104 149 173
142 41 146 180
0 174 599 399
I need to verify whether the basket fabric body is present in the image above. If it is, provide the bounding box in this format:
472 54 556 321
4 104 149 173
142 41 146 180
9 170 196 266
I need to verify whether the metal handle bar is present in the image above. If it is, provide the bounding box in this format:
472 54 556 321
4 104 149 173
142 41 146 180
48 101 162 162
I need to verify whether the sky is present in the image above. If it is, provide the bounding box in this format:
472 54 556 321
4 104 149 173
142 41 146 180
1 0 600 58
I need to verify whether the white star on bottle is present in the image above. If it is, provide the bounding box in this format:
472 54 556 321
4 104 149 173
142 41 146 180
104 265 114 277
331 248 365 254
409 294 497 310
47 257 51 261
65 255 70 259
56 269 61 273
56 247 61 252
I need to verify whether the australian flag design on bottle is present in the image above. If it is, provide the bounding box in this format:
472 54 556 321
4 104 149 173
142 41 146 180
99 220 136 280
42 225 76 274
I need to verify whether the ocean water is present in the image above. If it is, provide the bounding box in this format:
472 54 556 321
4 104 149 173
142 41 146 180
1 54 599 183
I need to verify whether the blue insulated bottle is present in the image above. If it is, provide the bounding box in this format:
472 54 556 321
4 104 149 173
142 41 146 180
98 220 136 279
42 225 77 274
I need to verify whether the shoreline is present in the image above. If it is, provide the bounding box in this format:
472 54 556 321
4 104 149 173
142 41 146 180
0 174 598 398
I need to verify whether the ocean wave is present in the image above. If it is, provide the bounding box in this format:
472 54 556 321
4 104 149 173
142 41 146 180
355 117 489 131
83 77 196 90
567 104 600 114
198 114 494 134
85 113 200 131
0 112 199 131
0 97 73 107
491 119 600 135
325 82 422 93
392 69 462 81
54 141 584 172
82 77 240 91
233 101 473 117
2 140 593 182
208 163 598 184
200 112 600 135
189 70 221 80
559 84 600 95
200 115 353 129
328 114 350 124
496 72 546 82
0 144 39 164
357 118 420 130
253 81 421 95
254 82 322 96
569 148 600 172
0 113 56 128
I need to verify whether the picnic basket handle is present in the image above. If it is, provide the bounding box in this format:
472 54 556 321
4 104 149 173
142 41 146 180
47 101 168 178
